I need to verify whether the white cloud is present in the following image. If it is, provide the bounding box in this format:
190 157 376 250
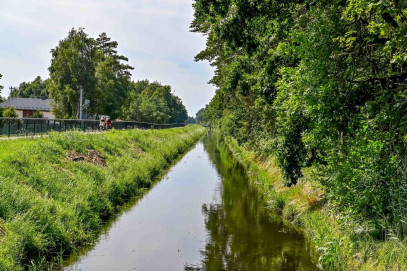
0 0 215 115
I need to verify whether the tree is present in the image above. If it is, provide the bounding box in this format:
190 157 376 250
2 107 18 118
48 28 133 119
192 0 407 242
187 116 196 124
94 33 134 119
10 76 49 98
120 80 188 124
48 28 98 119
195 106 208 124
48 28 186 124
139 94 169 123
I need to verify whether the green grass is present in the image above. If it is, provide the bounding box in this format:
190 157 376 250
0 125 206 270
224 136 407 271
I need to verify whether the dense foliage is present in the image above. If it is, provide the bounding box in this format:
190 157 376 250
48 28 188 123
2 107 18 118
0 126 205 270
187 116 196 124
121 80 188 124
10 76 49 98
2 29 188 123
192 0 407 240
49 28 133 119
195 106 209 125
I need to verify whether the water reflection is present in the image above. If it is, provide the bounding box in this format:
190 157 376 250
65 133 317 271
185 134 317 271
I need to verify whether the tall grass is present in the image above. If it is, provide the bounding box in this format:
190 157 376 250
224 135 407 270
0 125 206 270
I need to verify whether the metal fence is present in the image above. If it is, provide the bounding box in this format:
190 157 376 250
0 118 187 137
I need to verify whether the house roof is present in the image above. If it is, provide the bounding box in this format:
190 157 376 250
0 98 53 111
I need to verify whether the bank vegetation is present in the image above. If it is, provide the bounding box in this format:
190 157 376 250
0 125 205 270
192 0 407 269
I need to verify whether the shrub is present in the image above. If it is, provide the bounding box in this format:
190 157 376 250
2 107 18 118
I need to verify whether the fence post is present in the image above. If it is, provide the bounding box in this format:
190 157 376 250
8 119 10 137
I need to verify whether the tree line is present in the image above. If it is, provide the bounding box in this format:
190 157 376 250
0 28 189 123
121 80 188 124
192 0 407 240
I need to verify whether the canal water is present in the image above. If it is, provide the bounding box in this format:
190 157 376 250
66 133 317 271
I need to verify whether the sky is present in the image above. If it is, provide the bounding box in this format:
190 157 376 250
0 0 215 115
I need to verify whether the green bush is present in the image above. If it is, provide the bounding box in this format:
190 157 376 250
32 110 44 118
2 106 18 118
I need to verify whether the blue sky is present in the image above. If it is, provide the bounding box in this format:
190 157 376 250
0 0 215 115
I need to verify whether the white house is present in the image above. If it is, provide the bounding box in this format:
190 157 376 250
0 98 55 119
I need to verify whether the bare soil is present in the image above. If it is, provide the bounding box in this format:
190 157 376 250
67 149 106 167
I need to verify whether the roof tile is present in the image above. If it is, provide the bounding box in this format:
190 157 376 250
0 98 53 111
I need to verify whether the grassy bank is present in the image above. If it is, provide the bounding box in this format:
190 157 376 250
0 125 206 270
224 136 407 271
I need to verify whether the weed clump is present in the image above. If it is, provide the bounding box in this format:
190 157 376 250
132 147 144 155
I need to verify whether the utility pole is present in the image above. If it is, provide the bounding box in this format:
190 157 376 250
79 86 83 120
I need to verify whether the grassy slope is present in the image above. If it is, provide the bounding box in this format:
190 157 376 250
224 136 407 271
0 125 206 270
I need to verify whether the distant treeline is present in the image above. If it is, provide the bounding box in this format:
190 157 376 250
121 80 188 124
195 105 208 125
0 28 189 123
193 0 407 241
9 76 49 99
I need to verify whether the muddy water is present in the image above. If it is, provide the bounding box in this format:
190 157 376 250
66 133 318 271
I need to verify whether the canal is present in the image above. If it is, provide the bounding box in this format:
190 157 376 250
66 133 318 270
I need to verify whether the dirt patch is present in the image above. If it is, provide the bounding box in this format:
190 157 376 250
133 147 144 155
67 149 106 167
